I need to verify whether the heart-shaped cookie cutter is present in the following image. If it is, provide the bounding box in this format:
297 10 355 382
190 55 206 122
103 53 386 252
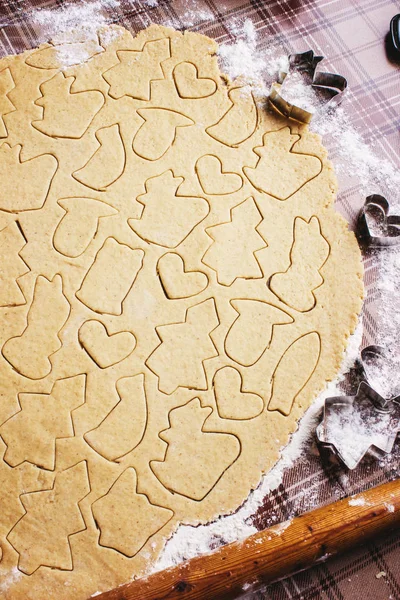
269 50 348 124
357 194 400 247
316 345 400 469
359 345 400 405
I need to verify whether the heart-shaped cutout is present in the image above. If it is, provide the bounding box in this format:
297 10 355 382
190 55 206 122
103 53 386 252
79 320 136 368
196 155 243 195
158 252 208 299
357 195 400 247
214 366 264 420
173 62 217 99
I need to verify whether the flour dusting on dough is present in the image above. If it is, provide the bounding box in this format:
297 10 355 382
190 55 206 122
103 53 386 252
0 568 23 593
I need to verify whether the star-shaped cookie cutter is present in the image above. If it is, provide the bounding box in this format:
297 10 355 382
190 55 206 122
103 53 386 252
269 50 348 124
316 345 400 469
357 194 400 247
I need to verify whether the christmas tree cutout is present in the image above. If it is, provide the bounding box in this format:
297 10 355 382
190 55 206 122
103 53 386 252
202 197 267 286
0 438 53 540
0 67 16 138
103 38 170 101
244 127 322 200
151 398 240 501
7 461 90 575
0 221 30 307
0 375 86 470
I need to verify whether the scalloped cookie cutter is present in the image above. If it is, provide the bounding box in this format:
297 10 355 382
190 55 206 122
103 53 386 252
316 346 400 469
269 50 348 124
356 194 400 247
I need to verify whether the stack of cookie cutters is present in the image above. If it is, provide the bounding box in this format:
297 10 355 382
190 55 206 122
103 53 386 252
317 346 400 469
269 50 348 124
356 194 400 247
317 192 400 468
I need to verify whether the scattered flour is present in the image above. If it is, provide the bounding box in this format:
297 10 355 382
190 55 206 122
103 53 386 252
52 40 104 70
312 106 400 198
23 0 126 69
269 520 292 536
374 247 400 395
30 0 118 39
348 496 367 507
0 567 23 593
219 19 288 95
162 0 214 30
376 571 387 579
279 70 322 113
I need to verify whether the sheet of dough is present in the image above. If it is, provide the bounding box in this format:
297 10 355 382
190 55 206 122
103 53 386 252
0 23 363 599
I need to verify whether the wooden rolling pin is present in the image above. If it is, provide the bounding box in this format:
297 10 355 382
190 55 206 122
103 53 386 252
97 478 400 600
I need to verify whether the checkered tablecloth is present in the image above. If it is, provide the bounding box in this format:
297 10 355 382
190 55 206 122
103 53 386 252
0 1 399 598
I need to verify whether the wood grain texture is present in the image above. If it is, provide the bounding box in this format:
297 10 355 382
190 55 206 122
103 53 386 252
95 478 400 600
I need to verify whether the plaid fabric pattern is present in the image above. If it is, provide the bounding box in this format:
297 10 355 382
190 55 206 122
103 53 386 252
0 1 399 598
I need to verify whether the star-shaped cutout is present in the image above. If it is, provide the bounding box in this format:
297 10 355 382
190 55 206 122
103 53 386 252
316 381 400 469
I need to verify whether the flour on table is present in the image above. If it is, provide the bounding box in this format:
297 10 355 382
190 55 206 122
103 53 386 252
219 19 288 96
162 0 214 29
26 0 124 69
348 496 367 507
30 0 118 39
0 568 23 593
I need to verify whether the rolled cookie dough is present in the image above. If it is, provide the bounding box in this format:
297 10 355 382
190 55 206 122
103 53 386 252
0 23 363 599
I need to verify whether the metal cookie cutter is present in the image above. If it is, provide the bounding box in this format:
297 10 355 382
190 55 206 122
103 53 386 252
316 346 400 469
269 50 348 124
357 194 400 247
